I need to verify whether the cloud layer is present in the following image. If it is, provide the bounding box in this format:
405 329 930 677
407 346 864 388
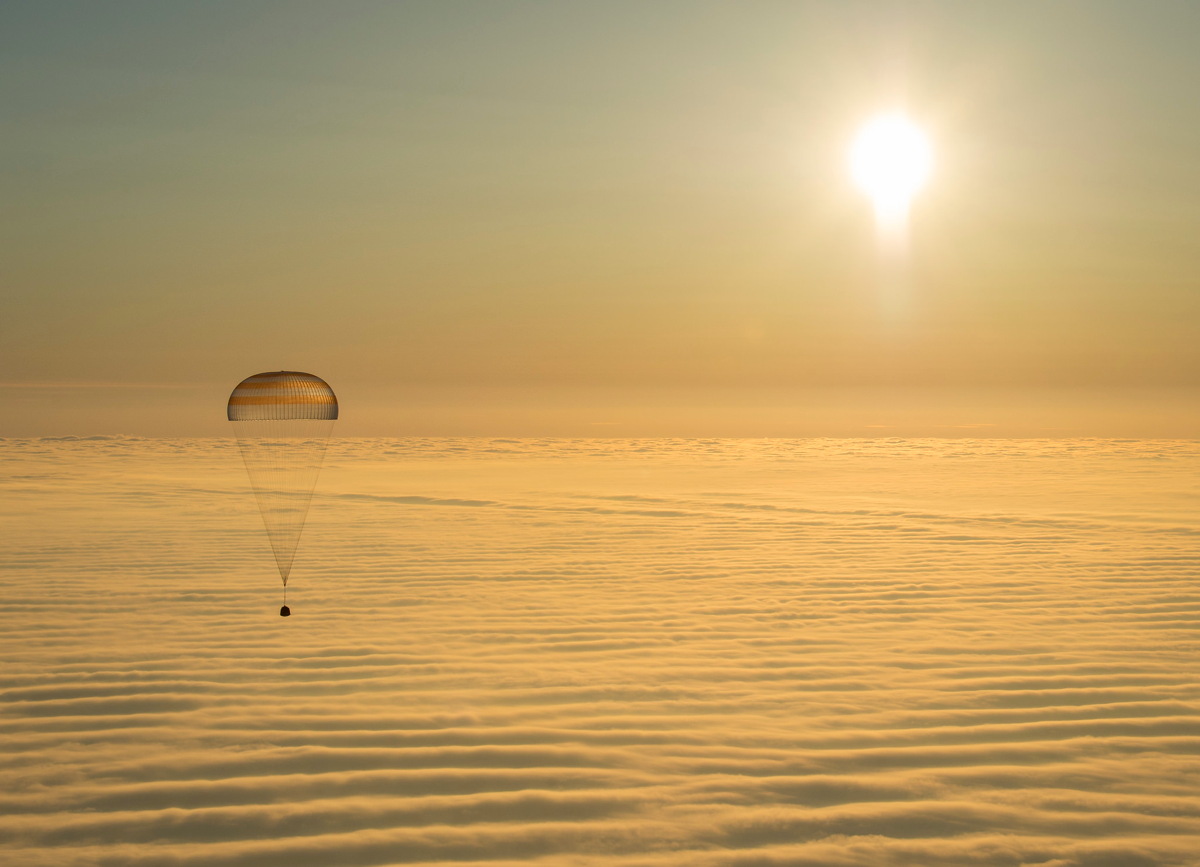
2 437 1199 866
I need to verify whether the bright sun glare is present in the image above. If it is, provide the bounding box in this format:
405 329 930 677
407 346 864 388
850 113 932 226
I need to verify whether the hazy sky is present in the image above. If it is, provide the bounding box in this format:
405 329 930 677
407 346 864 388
4 1 1200 435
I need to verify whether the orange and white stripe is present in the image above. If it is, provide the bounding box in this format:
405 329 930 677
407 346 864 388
227 371 338 421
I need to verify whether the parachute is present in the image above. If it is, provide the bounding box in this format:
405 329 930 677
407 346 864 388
228 371 337 615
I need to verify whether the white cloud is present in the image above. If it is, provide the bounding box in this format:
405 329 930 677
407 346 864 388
2 437 1199 865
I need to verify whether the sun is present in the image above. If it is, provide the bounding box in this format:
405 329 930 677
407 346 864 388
850 113 933 226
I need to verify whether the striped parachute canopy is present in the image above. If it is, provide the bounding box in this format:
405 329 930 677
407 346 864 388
228 370 338 421
228 372 337 608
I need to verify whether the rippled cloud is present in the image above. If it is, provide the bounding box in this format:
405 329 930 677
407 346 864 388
2 438 1199 866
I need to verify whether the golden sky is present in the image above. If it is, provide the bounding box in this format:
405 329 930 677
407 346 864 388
4 2 1200 435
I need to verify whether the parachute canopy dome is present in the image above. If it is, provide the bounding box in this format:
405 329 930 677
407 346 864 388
227 371 338 421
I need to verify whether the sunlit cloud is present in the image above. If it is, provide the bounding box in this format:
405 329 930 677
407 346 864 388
2 438 1199 865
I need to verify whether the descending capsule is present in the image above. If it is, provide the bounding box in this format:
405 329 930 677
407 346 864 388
227 371 338 615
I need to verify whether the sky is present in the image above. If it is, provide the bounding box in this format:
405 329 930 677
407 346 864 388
3 436 1200 865
4 1 1200 435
